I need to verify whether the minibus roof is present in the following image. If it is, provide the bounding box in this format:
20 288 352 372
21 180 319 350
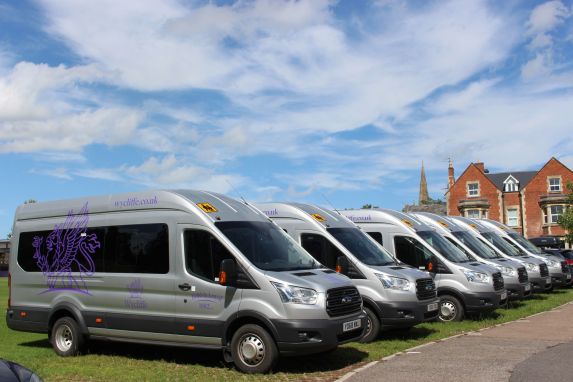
450 216 493 234
15 189 268 224
414 212 468 233
342 208 434 233
256 202 354 229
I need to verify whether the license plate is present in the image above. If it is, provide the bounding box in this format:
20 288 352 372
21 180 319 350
567 274 571 280
501 291 507 301
525 284 531 292
343 319 361 332
427 302 438 312
546 278 551 284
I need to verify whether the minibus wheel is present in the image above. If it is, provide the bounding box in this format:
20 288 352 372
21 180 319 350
231 324 278 373
51 317 85 356
439 295 464 322
360 307 380 343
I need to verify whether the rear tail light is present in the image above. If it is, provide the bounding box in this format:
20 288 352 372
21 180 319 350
7 272 11 308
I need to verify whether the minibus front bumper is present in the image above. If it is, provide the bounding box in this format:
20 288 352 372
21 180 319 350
271 312 367 356
504 281 532 300
529 275 552 291
550 271 572 287
376 298 440 327
462 290 507 313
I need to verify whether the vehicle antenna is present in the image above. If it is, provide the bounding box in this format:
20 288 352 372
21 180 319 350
321 193 340 215
225 179 248 205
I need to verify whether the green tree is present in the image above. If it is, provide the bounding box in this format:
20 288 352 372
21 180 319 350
558 181 573 246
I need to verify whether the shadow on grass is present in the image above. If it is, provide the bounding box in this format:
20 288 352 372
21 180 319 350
276 347 368 373
378 326 438 341
18 337 368 374
18 339 51 349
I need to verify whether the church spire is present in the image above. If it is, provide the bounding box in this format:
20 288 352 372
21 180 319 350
419 161 429 204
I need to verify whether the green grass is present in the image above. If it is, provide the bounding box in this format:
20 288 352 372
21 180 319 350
2 280 573 381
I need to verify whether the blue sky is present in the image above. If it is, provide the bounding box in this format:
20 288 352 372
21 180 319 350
1 0 573 237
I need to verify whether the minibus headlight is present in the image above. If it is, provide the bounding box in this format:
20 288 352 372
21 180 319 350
546 259 558 268
271 282 318 305
496 266 516 277
525 263 539 273
375 273 411 291
462 270 490 284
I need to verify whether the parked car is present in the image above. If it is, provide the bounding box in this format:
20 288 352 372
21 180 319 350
529 236 565 249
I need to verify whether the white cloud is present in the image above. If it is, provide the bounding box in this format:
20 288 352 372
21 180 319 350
122 154 246 193
0 107 143 153
527 1 570 36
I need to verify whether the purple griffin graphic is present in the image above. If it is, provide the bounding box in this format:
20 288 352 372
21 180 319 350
32 202 100 295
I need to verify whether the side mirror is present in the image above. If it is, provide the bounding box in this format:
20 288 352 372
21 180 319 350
335 256 348 275
426 257 438 273
219 259 237 287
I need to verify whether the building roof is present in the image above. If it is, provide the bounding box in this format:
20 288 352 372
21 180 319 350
486 171 537 191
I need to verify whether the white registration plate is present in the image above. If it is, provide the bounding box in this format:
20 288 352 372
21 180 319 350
427 302 438 312
525 284 531 292
546 278 551 284
343 319 361 332
501 291 507 301
567 274 571 280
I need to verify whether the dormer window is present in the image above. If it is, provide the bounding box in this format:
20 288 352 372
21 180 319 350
503 175 519 192
548 177 561 192
467 182 479 197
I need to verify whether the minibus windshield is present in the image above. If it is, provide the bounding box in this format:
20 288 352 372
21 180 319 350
452 231 501 259
417 230 471 263
508 232 545 255
216 221 321 271
327 228 396 266
481 232 523 257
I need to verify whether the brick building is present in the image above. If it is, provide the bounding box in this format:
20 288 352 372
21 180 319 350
445 157 573 239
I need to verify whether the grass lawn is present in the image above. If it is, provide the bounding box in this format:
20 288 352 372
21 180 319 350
2 279 573 381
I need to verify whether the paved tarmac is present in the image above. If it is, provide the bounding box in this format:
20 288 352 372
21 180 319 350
340 301 573 382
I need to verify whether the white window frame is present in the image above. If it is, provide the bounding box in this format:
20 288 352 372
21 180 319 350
466 209 481 219
467 182 480 198
543 204 565 225
506 208 519 227
548 177 561 193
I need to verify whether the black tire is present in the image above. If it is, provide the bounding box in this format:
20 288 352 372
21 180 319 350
360 307 380 343
230 324 278 374
439 295 464 322
51 317 85 356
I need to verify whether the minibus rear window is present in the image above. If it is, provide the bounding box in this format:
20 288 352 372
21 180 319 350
216 221 321 272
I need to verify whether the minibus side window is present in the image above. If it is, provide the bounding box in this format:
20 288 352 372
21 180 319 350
184 230 234 283
367 232 383 245
105 224 169 274
394 236 432 269
17 224 169 274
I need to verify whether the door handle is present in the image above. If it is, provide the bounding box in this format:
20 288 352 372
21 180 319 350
178 283 191 291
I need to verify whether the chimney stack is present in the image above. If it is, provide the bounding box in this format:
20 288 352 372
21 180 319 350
448 158 455 189
474 161 485 173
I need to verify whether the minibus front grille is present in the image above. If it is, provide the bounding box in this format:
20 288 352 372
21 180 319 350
415 278 436 300
492 272 504 291
561 261 568 273
540 264 549 277
517 267 528 283
326 287 362 317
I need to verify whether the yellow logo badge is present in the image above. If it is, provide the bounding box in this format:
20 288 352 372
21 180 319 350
311 213 326 222
197 203 218 213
